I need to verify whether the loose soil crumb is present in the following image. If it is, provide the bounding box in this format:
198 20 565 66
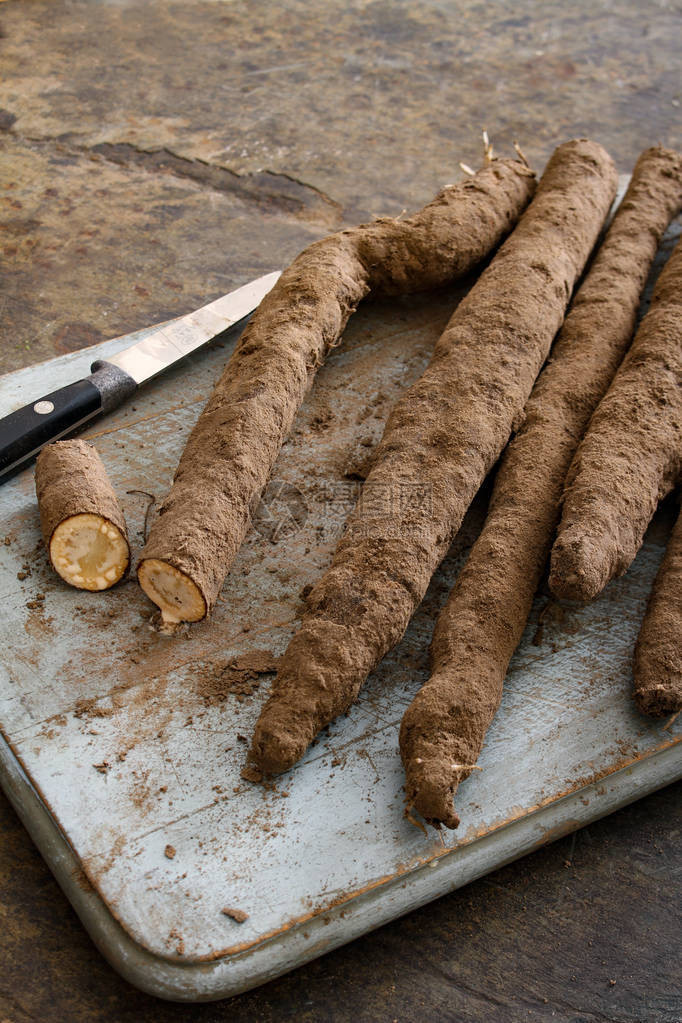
222 907 249 923
74 698 114 720
72 865 94 893
168 927 185 955
197 649 278 705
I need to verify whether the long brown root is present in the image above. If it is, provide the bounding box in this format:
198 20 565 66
250 140 618 778
400 145 682 826
138 156 536 624
550 231 682 602
634 499 682 717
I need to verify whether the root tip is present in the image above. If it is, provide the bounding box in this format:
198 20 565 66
549 531 607 602
250 713 311 776
404 758 468 831
634 683 682 721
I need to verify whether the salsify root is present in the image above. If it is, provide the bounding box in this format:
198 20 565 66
399 146 682 828
35 440 130 591
633 498 682 717
550 232 682 602
137 156 536 626
249 139 618 778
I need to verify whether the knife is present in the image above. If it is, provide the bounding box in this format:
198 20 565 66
0 271 280 482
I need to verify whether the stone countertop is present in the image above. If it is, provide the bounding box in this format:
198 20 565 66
0 1 680 1019
1 0 680 374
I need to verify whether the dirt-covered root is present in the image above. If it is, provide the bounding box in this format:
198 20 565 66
400 145 682 827
249 139 618 778
633 500 682 717
400 669 492 829
137 156 536 625
550 236 682 602
400 488 544 828
35 440 129 591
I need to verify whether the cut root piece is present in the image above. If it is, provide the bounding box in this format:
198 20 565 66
50 513 129 591
137 558 206 625
35 439 130 593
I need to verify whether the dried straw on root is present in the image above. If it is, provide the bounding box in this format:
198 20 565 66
35 440 129 591
137 155 536 626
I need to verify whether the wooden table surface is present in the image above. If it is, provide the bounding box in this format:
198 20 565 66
0 2 680 1019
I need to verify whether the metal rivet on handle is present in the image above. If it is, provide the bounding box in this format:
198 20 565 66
34 401 55 415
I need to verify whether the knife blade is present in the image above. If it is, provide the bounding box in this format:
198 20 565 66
0 271 280 482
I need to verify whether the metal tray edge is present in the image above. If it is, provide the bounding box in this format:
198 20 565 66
0 732 679 1003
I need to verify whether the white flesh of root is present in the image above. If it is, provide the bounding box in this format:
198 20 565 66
49 513 128 591
137 558 206 625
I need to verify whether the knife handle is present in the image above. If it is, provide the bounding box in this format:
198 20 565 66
0 362 136 482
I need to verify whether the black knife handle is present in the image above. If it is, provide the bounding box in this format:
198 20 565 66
0 362 136 481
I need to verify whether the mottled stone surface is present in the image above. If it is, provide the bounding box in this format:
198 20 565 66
2 0 680 211
1 0 681 372
0 133 326 372
0 0 681 1018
